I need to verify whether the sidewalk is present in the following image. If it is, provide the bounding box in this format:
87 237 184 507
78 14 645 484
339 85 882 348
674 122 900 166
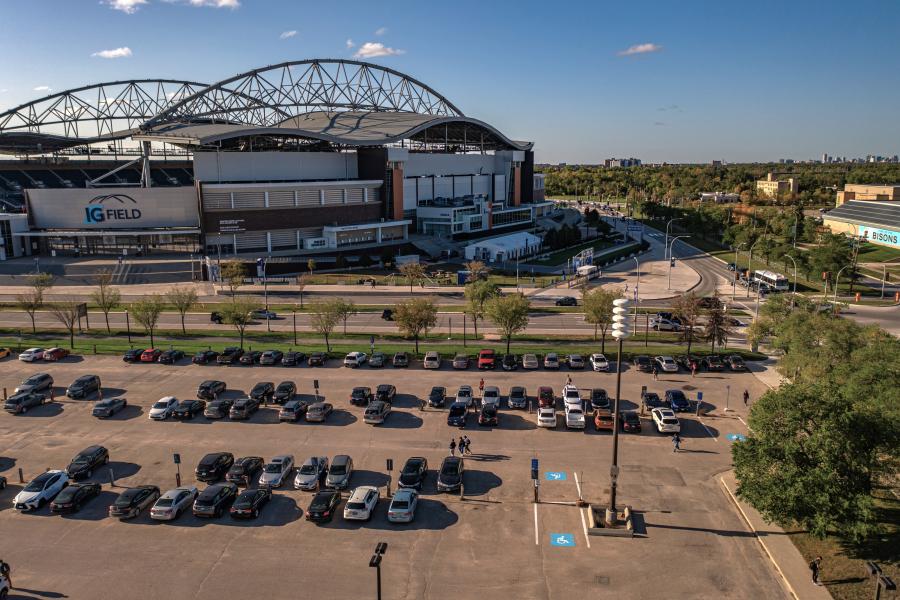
720 471 833 600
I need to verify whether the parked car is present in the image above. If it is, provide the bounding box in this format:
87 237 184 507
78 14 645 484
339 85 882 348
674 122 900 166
249 381 275 403
651 408 681 433
555 296 577 306
0 347 9 359
392 352 409 368
13 470 68 511
195 452 235 483
293 456 328 490
676 354 702 372
479 404 499 426
192 350 219 365
210 311 223 324
508 386 528 409
140 348 161 363
14 372 53 393
654 356 679 373
565 403 586 429
109 485 160 520
368 352 386 368
350 386 373 406
230 487 271 519
590 388 609 410
306 490 341 523
437 456 464 492
452 354 470 370
4 391 46 414
480 386 500 408
522 353 539 370
150 486 198 521
280 351 304 366
18 348 45 362
537 407 557 428
387 488 419 523
428 386 447 408
122 349 142 363
158 349 185 364
252 309 277 320
593 409 614 431
197 380 226 400
226 456 264 486
423 351 441 369
341 485 379 521
632 355 653 372
651 318 681 332
455 385 474 407
620 410 642 433
477 349 496 370
259 350 284 366
381 309 394 321
65 445 109 480
192 483 238 518
590 353 609 372
501 354 518 371
725 355 747 371
204 398 234 419
568 354 586 370
537 386 555 408
343 351 368 368
364 400 391 424
543 353 560 370
50 482 101 514
172 399 205 419
369 384 393 404
562 384 581 408
240 350 263 365
398 457 428 490
447 402 468 427
273 381 296 404
703 354 725 372
326 455 353 489
308 352 327 367
229 397 260 420
44 347 70 361
279 399 307 422
641 391 665 411
92 397 127 418
305 402 333 422
665 389 691 412
259 455 294 488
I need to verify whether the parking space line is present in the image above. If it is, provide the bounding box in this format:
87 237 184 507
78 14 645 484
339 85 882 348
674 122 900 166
698 419 719 441
579 506 591 548
533 503 539 546
574 471 582 500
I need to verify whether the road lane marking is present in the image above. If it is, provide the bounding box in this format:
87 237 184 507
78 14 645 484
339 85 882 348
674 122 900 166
574 471 582 499
579 506 591 548
698 419 719 441
533 503 539 545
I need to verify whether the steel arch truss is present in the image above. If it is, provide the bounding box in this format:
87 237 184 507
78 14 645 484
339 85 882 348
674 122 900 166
146 59 464 128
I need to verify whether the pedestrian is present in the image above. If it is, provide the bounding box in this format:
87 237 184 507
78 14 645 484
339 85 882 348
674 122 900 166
652 365 659 380
463 435 472 455
743 389 750 407
458 436 466 455
810 556 822 586
0 558 10 589
566 374 572 386
479 378 485 394
624 283 629 293
672 433 681 453
449 439 457 456
691 363 697 378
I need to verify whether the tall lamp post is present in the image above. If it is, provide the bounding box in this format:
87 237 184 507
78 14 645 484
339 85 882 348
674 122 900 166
732 243 745 299
124 310 131 344
833 264 851 308
292 306 297 346
664 217 683 261
606 298 630 526
369 542 388 600
667 235 690 290
783 254 798 309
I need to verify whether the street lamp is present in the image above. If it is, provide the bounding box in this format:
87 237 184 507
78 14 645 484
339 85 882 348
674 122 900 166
124 310 131 344
667 235 690 290
783 254 798 309
664 218 683 261
732 243 746 299
292 306 297 345
833 264 851 308
369 542 388 600
606 298 630 526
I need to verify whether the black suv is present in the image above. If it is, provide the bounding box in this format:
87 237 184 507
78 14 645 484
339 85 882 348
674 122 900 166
437 456 464 492
375 384 396 403
273 381 296 404
195 452 235 483
66 445 109 480
4 392 45 414
398 457 428 490
641 391 664 410
428 386 447 408
122 349 142 363
350 387 373 406
226 456 264 486
217 347 244 364
632 355 653 372
229 397 260 420
197 380 226 400
66 375 101 399
193 483 238 518
204 398 234 419
16 372 53 393
192 350 219 365
590 388 610 410
249 382 275 403
308 352 326 367
501 354 518 371
281 351 306 366
173 399 206 419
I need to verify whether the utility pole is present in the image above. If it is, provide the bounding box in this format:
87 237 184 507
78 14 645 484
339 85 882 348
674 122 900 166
606 298 630 526
369 542 388 600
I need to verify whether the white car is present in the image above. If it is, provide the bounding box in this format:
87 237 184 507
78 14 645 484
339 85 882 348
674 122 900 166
148 396 179 420
343 485 379 521
455 385 474 407
387 488 419 523
522 354 539 370
562 384 581 408
150 486 198 521
18 348 45 362
259 455 294 488
537 407 557 428
651 408 681 434
423 351 441 369
13 470 68 511
654 356 679 373
565 404 586 429
651 318 680 332
343 352 367 367
590 353 609 372
481 385 501 407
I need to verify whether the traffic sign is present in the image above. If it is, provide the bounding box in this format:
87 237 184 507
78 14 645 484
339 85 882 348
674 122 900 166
545 471 567 481
386 458 393 471
697 392 703 401
550 533 575 547
531 458 539 481
173 453 181 465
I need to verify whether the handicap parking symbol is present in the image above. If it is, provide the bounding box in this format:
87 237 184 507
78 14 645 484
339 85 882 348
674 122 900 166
726 433 747 442
550 533 576 547
545 471 567 481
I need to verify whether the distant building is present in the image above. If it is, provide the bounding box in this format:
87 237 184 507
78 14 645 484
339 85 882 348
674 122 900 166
604 158 642 168
823 201 900 249
756 172 798 199
711 160 723 167
836 184 900 206
699 191 740 203
464 231 542 263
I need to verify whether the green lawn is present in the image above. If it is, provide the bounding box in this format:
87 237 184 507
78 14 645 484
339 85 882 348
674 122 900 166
527 237 619 267
856 242 900 263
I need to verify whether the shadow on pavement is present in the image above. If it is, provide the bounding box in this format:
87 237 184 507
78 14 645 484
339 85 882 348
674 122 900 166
379 411 423 429
351 469 390 489
19 403 63 418
498 413 537 431
105 404 142 421
461 469 502 496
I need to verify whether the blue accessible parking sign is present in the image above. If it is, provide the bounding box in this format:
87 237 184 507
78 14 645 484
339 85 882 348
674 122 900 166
545 471 567 481
550 533 575 547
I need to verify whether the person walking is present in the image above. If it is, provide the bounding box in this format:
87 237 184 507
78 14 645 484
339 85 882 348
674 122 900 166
458 436 466 455
652 365 659 381
672 433 682 453
565 374 572 387
463 435 472 455
449 439 457 456
691 363 697 378
810 556 822 585
0 558 11 589
743 389 750 407
479 378 485 394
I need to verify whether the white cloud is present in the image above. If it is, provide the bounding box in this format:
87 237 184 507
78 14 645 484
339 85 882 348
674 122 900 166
0 89 7 93
105 0 148 14
617 43 663 56
279 30 297 39
375 27 387 36
346 38 355 49
33 86 52 92
91 47 133 59
354 42 405 59
186 0 240 7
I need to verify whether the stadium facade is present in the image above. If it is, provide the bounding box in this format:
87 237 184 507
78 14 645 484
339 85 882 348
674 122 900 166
0 60 549 262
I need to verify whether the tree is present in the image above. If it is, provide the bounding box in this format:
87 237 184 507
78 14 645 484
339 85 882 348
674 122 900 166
582 287 620 352
464 279 500 339
130 294 165 347
16 273 53 334
220 260 246 297
671 292 702 353
485 293 531 354
309 300 341 352
48 301 80 349
808 232 852 291
393 297 437 353
399 262 426 292
704 298 732 352
307 258 316 277
165 286 198 335
219 298 257 349
334 299 357 334
463 260 489 281
90 269 120 334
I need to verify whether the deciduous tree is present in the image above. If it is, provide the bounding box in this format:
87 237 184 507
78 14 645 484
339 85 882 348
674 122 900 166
393 297 437 353
582 287 621 352
165 286 198 335
485 293 530 354
671 292 702 353
48 301 80 349
90 269 120 334
219 298 257 350
16 272 53 334
130 294 165 347
309 300 341 352
463 279 500 339
220 260 246 297
398 262 426 292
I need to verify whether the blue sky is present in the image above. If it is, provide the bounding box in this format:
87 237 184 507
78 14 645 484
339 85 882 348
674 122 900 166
1 0 898 164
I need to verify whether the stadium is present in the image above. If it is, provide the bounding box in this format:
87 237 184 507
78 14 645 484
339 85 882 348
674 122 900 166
0 59 550 266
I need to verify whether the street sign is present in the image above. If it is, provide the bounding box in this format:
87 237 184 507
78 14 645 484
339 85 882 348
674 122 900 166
531 458 539 481
697 392 703 401
545 471 567 481
386 459 393 472
173 453 181 465
550 534 576 547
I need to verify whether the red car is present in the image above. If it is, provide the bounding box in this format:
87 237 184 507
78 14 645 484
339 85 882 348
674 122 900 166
140 348 161 363
538 386 555 408
44 347 70 361
477 349 496 370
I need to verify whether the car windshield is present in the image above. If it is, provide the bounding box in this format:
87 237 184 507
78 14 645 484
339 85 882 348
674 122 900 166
152 401 170 409
24 473 54 491
264 463 283 473
483 407 497 416
511 389 524 398
440 462 459 476
310 494 333 510
330 464 347 475
115 490 141 506
346 501 366 510
449 406 466 417
299 463 318 475
402 461 422 474
569 409 583 416
155 498 174 507
277 384 292 392
391 500 409 510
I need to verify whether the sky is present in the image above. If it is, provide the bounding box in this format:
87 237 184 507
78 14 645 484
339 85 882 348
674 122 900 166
0 0 898 164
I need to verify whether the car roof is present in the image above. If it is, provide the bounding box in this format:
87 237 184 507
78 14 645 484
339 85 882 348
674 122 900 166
332 454 350 465
442 456 461 465
392 488 416 500
348 485 378 500
367 400 386 409
483 386 500 392
77 445 104 455
271 455 291 462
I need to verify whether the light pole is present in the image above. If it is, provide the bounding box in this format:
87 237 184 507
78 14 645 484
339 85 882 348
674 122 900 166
606 298 630 526
631 256 640 330
369 542 388 600
292 307 297 345
865 561 897 600
664 217 683 261
732 243 745 299
882 264 887 300
667 235 690 290
783 254 798 309
746 238 764 298
833 264 851 307
125 310 131 344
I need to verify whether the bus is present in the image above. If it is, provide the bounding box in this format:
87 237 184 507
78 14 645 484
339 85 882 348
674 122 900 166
752 270 789 292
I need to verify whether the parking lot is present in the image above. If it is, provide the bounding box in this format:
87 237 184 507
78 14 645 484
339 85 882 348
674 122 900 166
0 352 788 600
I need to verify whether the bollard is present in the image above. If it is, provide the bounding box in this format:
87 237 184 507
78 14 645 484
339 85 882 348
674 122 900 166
108 468 116 487
18 467 23 483
50 389 54 402
695 400 701 416
175 472 181 487
2 388 6 401
459 483 464 501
